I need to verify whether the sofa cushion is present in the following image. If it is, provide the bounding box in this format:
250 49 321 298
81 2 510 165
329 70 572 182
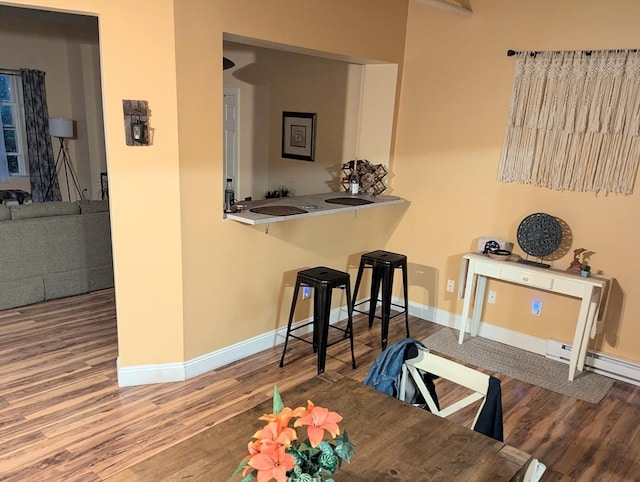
77 199 109 213
0 277 45 311
0 204 10 221
10 201 80 220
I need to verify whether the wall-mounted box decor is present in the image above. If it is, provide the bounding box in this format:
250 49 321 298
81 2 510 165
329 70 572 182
123 99 150 146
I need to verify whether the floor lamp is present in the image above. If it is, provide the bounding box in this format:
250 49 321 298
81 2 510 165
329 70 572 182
44 117 82 201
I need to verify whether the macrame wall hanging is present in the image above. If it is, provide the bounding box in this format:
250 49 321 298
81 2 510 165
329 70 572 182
498 49 640 195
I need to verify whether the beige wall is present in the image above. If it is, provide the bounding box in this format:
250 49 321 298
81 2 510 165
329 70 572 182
3 0 186 364
0 8 104 199
3 0 408 367
6 0 636 372
223 42 361 200
391 0 640 362
174 0 408 362
265 51 357 197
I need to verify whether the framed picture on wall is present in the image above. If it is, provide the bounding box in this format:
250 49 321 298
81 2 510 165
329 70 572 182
282 111 316 162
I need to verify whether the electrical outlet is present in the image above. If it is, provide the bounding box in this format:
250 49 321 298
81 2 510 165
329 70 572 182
488 290 497 304
446 279 455 293
302 286 311 300
531 300 542 315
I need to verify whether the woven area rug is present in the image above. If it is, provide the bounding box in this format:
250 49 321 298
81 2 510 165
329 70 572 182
424 328 614 403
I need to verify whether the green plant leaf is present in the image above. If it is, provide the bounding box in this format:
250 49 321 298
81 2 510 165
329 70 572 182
228 458 251 482
273 385 284 414
240 473 255 482
334 431 355 463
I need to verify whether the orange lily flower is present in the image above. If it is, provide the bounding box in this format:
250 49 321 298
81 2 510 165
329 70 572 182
294 401 342 447
248 445 295 482
253 421 297 448
259 406 296 432
291 400 313 419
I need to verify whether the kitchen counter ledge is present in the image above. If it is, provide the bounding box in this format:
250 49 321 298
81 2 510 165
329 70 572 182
225 192 406 226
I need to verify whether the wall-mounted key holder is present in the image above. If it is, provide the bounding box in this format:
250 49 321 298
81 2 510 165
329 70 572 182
123 99 150 146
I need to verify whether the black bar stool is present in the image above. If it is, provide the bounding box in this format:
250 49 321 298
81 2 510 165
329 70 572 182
279 266 357 375
352 250 410 350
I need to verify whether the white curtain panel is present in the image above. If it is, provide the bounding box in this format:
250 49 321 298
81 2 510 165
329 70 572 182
498 50 640 195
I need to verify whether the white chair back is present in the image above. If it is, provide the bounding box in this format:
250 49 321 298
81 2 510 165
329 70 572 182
398 346 490 429
399 347 546 481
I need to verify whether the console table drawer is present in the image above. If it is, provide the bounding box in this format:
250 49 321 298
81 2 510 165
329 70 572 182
500 267 554 290
475 262 502 277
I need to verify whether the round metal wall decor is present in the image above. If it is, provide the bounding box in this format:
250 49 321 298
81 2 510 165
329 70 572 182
516 213 562 259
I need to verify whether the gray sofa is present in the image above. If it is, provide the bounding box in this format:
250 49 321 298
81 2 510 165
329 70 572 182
0 200 114 311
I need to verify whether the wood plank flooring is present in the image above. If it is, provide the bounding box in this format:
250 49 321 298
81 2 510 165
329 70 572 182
0 289 638 481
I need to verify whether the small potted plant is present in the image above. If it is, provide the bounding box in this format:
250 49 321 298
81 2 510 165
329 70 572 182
265 185 292 199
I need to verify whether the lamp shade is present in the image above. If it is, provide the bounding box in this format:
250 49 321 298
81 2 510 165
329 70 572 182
49 117 74 138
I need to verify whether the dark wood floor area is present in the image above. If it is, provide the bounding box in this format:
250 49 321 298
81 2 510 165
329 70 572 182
0 289 638 481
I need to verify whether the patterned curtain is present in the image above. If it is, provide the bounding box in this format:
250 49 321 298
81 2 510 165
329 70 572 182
498 50 640 195
0 111 7 179
21 69 60 202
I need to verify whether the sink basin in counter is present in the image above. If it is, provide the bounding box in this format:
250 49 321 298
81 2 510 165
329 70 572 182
225 192 405 225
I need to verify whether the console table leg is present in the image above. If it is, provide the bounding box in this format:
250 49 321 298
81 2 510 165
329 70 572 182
577 287 602 372
459 269 476 344
471 276 487 337
569 285 595 381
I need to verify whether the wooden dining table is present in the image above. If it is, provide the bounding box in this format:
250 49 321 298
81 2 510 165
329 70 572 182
106 376 532 481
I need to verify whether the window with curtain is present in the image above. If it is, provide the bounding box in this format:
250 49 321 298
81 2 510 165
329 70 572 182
498 49 640 195
0 72 28 179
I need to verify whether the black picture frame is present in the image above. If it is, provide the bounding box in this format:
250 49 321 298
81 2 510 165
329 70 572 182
282 111 316 161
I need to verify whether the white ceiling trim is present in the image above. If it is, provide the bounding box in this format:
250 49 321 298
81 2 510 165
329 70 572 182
416 0 473 18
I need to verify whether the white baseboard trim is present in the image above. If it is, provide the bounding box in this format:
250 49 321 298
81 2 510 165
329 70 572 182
118 297 639 387
546 339 640 386
406 297 639 385
117 358 186 386
406 298 547 355
117 305 350 387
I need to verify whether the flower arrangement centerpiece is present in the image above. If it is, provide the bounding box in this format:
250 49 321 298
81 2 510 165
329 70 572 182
229 386 355 482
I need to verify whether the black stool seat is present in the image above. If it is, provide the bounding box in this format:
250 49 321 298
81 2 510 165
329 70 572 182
352 250 410 350
279 266 357 375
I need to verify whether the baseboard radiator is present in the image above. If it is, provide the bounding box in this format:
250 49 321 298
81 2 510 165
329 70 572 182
546 339 640 386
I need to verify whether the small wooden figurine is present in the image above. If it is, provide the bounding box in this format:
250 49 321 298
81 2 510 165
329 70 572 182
566 248 586 274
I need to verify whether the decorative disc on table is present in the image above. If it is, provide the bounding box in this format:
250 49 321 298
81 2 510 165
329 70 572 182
516 212 562 268
249 206 308 216
324 197 374 206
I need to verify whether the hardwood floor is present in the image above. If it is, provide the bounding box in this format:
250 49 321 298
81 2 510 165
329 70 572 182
0 289 638 481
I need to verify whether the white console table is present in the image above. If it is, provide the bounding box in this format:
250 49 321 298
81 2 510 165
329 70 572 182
458 253 607 381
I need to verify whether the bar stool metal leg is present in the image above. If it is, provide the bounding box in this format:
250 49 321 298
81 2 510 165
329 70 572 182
312 285 321 353
316 283 332 374
344 282 357 369
279 281 301 368
401 259 410 337
352 257 366 312
368 267 382 328
380 264 394 350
